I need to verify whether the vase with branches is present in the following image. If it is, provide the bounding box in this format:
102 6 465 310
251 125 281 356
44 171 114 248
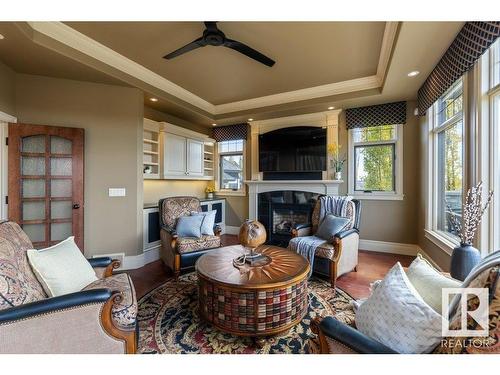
446 181 493 280
327 143 346 180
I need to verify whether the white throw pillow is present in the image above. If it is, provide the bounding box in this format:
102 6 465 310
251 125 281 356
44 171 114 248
355 262 442 353
406 254 461 314
27 237 98 297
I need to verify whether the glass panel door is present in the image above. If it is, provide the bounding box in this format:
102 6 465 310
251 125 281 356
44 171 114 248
9 125 84 250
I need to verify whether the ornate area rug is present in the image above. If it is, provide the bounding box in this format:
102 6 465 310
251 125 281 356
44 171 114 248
137 273 355 354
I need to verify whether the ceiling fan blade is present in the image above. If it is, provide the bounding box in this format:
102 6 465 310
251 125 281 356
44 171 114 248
223 39 275 67
163 37 205 59
204 21 218 31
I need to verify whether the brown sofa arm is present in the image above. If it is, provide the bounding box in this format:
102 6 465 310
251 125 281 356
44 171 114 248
89 257 121 278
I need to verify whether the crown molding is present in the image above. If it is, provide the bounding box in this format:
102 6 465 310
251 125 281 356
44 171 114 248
213 76 379 115
23 21 400 117
26 21 216 114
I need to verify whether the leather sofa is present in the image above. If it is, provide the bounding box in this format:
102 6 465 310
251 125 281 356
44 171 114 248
0 220 137 354
159 196 221 278
289 197 361 288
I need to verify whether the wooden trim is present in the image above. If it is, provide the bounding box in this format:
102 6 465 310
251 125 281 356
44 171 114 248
104 259 121 278
310 317 330 354
100 292 137 354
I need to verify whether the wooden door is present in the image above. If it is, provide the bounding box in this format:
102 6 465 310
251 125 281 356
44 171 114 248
8 124 84 250
163 133 187 177
186 138 204 176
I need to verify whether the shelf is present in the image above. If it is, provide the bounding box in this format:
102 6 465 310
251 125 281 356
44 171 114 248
204 159 213 163
204 151 213 155
143 139 159 144
143 162 159 166
204 167 213 170
143 150 159 155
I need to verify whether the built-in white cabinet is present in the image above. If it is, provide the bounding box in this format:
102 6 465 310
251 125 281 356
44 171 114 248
186 138 204 177
163 133 187 176
142 119 215 181
161 122 215 180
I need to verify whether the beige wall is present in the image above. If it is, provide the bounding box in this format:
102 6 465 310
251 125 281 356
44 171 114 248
15 74 144 257
143 179 208 205
0 61 15 116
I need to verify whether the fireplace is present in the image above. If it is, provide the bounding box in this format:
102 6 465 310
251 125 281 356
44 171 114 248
258 191 320 246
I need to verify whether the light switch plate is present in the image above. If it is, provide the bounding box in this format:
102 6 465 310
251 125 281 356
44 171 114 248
109 188 126 197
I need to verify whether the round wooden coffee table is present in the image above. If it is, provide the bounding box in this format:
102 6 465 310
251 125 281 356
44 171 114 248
196 244 310 338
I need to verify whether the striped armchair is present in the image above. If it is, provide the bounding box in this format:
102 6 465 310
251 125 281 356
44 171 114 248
289 197 361 288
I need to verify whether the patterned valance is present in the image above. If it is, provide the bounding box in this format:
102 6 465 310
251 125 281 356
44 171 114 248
212 123 248 142
418 22 500 115
346 101 407 129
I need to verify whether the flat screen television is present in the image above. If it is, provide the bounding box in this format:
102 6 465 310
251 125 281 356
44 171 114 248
259 126 327 172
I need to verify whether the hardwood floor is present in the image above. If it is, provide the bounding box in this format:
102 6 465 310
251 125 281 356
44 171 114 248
127 234 414 300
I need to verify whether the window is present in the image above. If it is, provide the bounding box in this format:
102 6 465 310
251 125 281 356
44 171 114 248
429 79 464 240
217 139 245 194
489 39 500 251
490 39 500 88
348 124 403 199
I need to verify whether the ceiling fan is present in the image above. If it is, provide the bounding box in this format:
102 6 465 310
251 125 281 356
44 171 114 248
163 22 275 67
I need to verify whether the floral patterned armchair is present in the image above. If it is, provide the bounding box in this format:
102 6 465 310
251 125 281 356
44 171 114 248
0 220 137 354
159 196 221 278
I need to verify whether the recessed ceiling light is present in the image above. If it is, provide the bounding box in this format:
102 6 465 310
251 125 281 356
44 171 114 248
328 106 335 110
0 34 4 40
248 118 254 122
212 123 217 126
149 97 158 102
407 71 420 77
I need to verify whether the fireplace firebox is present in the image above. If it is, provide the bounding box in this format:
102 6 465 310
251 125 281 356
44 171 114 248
258 191 320 246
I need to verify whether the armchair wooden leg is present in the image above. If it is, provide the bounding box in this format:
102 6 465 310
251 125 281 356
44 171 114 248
354 265 358 272
174 253 181 281
329 259 338 289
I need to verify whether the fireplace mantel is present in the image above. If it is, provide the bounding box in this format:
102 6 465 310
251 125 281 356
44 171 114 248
245 180 343 220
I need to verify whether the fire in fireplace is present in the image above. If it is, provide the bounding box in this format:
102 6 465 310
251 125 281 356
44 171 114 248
258 190 320 246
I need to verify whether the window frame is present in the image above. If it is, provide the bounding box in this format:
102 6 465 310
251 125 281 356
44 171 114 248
215 139 246 196
347 124 404 200
425 78 466 252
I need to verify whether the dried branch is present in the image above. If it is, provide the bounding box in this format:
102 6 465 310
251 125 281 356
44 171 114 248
445 181 494 245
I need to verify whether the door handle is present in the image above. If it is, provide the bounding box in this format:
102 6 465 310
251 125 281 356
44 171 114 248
73 203 80 209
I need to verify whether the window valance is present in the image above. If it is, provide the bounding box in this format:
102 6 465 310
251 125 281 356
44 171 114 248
212 123 249 142
418 22 500 115
346 101 407 129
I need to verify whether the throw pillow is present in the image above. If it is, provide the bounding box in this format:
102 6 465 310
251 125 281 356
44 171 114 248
176 215 203 238
316 214 350 242
355 262 442 353
191 210 216 236
406 254 461 314
26 237 98 297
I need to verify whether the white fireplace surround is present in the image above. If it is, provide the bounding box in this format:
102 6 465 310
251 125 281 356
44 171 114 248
245 180 343 220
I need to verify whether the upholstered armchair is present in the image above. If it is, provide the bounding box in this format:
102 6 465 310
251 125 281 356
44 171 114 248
159 196 221 278
289 197 361 288
0 220 137 354
311 252 500 354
